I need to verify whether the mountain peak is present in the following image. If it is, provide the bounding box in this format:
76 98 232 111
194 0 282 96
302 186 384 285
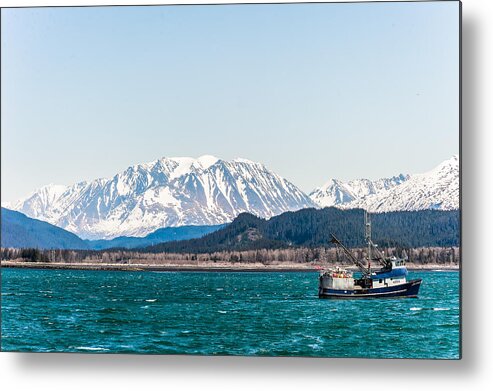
232 157 259 165
318 178 343 190
196 155 220 169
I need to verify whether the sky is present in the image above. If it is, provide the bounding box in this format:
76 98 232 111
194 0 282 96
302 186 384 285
1 1 460 202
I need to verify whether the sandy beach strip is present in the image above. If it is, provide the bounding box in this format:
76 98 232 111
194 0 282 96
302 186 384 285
0 260 459 272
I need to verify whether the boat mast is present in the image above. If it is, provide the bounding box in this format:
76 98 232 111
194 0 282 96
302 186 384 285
365 210 372 274
364 210 391 269
365 211 371 258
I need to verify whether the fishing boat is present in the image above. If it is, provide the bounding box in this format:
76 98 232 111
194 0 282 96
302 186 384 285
318 211 422 299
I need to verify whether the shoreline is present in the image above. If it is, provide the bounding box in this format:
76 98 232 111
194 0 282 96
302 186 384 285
0 261 460 272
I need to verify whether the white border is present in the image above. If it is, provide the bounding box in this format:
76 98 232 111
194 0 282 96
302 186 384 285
2 1 493 390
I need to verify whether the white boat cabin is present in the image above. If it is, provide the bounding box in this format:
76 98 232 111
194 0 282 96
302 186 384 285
370 258 408 289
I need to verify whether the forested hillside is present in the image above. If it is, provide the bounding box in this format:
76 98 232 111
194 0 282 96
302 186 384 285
142 208 460 253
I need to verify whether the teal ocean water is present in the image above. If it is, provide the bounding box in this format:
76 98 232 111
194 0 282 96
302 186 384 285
1 268 460 358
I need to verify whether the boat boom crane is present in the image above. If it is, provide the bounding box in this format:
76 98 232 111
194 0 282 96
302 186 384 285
330 234 368 276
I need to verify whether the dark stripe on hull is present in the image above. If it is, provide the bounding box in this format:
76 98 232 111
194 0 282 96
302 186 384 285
319 279 422 299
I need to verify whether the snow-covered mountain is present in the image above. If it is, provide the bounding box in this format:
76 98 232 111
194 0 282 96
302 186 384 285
8 155 316 239
309 175 410 207
310 155 459 212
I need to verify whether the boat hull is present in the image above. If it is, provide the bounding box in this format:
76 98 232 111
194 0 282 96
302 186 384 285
318 278 422 299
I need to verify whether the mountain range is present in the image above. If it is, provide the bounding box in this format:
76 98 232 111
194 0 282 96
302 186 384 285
5 156 315 239
309 174 410 207
0 207 223 250
4 155 459 241
309 155 459 212
86 224 224 250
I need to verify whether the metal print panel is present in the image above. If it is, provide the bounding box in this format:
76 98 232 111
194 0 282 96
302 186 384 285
0 1 461 359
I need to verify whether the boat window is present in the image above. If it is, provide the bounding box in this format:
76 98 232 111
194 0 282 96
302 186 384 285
379 279 382 283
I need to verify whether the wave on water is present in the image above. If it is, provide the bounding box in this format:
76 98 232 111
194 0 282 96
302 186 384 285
74 346 109 351
410 307 451 311
145 299 157 302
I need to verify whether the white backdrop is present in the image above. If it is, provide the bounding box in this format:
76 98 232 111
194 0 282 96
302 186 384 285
1 0 492 390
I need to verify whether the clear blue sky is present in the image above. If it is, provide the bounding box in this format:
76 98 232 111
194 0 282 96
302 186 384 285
1 2 460 202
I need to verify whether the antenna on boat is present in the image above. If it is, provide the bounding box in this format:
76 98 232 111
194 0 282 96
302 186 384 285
365 210 371 258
